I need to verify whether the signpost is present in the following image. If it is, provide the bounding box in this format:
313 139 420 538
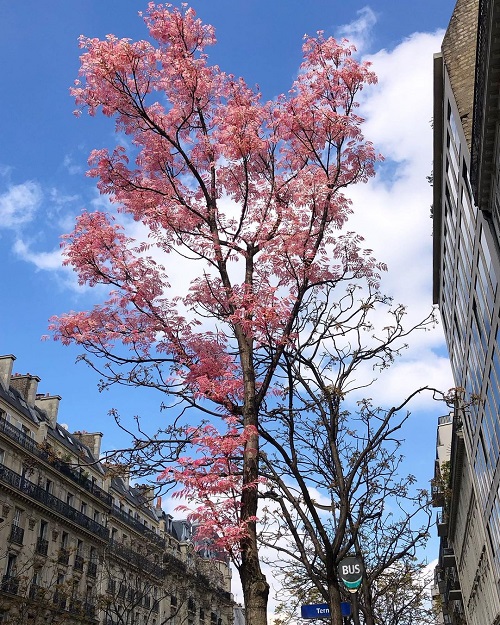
300 557 363 624
337 556 363 593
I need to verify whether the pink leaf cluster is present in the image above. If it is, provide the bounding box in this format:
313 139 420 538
159 419 263 555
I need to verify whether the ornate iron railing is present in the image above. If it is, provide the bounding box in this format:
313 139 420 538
35 537 49 556
0 417 112 506
0 463 109 540
108 539 166 579
9 524 24 545
110 504 165 547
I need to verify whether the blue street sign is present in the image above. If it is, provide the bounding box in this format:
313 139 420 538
341 602 351 617
301 603 351 619
301 603 330 618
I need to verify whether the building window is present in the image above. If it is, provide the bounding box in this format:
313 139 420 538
66 492 74 507
5 553 17 578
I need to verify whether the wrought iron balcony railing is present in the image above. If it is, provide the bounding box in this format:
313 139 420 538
58 548 70 565
108 539 166 579
84 602 96 618
1 575 19 595
0 416 112 506
110 505 165 548
87 562 98 578
35 537 49 556
68 599 82 614
53 591 67 610
74 554 85 571
9 524 24 545
0 463 109 540
29 583 44 601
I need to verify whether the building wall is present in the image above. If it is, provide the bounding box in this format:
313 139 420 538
0 355 233 625
433 1 500 623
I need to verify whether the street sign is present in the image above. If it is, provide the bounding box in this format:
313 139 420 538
338 556 363 592
300 603 351 619
301 603 330 619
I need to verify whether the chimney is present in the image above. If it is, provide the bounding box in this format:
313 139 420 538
0 355 16 391
35 394 62 428
11 373 41 406
137 484 155 505
72 432 103 458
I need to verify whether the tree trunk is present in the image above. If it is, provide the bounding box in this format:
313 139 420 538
328 582 345 625
239 333 269 625
240 554 270 625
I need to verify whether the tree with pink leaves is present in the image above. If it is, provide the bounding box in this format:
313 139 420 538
49 4 406 624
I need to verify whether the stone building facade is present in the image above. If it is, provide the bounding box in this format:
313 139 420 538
0 354 233 625
433 0 500 623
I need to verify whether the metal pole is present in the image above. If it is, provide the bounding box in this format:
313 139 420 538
351 592 360 625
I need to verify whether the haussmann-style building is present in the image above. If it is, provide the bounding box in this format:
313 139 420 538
0 354 233 625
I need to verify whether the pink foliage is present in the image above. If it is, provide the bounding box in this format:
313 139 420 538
159 420 263 556
50 3 383 558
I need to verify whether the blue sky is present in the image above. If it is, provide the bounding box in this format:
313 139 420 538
1 0 456 587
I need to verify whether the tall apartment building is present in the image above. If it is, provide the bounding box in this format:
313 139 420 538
0 354 233 625
433 0 500 623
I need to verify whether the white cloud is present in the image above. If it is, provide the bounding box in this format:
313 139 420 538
13 238 89 293
337 6 378 53
0 181 42 228
63 154 84 176
337 28 454 405
13 239 64 271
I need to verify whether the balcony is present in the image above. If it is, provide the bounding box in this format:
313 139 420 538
110 505 165 548
9 524 24 545
35 537 49 556
74 554 84 571
53 591 67 610
83 602 96 619
68 599 82 614
163 549 187 573
442 546 456 569
0 417 112 506
431 482 445 508
0 463 109 540
87 562 98 578
446 576 462 602
108 539 166 579
29 583 44 601
58 548 70 565
437 511 448 538
1 575 19 595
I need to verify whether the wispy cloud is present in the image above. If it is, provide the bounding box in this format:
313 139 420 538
63 154 84 176
13 239 63 271
337 6 378 53
0 181 42 229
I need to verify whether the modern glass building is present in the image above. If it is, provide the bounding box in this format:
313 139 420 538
433 0 500 623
